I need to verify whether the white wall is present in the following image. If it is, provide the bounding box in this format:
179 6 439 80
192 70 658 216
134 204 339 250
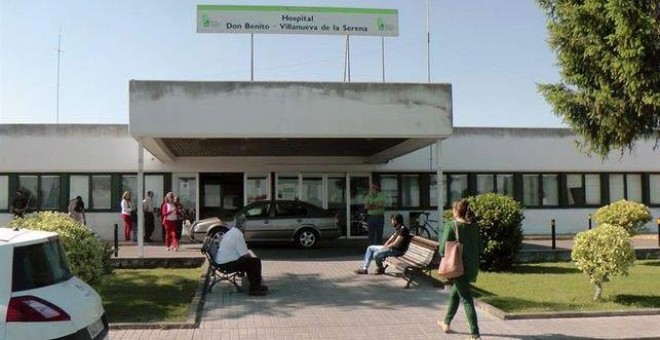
1 125 658 238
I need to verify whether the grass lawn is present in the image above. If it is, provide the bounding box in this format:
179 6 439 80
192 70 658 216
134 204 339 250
448 260 659 313
96 268 202 323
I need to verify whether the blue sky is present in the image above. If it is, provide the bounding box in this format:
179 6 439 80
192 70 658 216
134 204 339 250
0 0 565 127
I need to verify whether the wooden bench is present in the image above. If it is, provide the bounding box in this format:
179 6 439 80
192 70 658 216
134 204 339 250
384 236 440 288
200 236 245 293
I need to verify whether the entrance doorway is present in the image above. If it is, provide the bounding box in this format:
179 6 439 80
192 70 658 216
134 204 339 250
348 174 370 237
199 173 243 220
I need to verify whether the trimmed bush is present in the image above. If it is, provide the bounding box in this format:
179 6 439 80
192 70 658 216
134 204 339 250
593 200 652 236
572 224 635 301
467 193 525 272
9 212 113 287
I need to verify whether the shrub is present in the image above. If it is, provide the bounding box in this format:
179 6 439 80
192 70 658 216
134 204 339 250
9 212 113 287
467 193 525 272
571 223 635 301
593 200 652 236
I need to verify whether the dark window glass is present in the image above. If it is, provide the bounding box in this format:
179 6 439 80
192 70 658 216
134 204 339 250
12 238 72 292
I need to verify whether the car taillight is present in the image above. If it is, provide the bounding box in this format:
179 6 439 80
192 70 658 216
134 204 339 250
7 296 71 322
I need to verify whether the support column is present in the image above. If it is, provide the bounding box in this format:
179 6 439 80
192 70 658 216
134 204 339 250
436 139 444 235
137 143 145 258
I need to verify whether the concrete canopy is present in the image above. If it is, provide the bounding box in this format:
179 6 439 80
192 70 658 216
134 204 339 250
129 81 452 164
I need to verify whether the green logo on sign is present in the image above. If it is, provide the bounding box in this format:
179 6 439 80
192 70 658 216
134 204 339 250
376 17 384 31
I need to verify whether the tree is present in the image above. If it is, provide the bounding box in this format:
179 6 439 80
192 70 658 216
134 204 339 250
468 193 525 271
536 0 660 157
593 199 652 236
572 223 635 300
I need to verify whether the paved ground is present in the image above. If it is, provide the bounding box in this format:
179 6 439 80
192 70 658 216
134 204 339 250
108 238 660 340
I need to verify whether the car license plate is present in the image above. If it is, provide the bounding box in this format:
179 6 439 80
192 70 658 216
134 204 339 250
87 317 105 339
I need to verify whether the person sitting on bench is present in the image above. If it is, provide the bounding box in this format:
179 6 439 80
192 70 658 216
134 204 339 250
355 214 410 275
214 218 269 296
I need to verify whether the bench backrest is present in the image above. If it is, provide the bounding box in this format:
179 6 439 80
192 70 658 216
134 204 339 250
400 236 439 267
201 236 221 263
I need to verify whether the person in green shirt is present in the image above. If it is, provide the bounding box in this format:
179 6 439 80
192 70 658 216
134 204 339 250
437 199 482 340
364 183 387 244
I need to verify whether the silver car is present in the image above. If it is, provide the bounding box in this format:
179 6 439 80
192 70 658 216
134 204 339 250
191 200 342 248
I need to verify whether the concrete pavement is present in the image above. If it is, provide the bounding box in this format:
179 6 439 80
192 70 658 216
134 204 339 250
108 239 660 340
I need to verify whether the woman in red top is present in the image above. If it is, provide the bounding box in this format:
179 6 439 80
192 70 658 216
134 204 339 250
162 192 179 251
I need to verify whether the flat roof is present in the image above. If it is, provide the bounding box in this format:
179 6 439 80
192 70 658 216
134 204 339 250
129 81 453 164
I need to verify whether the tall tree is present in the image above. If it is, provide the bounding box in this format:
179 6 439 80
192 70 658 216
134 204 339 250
537 0 660 157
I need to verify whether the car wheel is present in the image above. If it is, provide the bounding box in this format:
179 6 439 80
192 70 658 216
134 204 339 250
208 226 229 240
295 228 319 248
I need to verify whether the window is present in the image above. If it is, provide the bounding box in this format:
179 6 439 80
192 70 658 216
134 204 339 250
327 174 346 209
627 174 642 202
523 174 558 207
121 175 137 208
401 174 420 207
0 175 8 210
275 201 305 217
566 174 600 206
277 174 299 200
12 238 72 292
244 202 270 218
302 174 323 207
476 174 494 194
379 174 398 207
18 175 61 211
448 174 468 204
610 174 643 203
203 184 221 208
246 174 270 203
146 175 165 209
496 174 514 198
542 174 559 206
175 176 197 211
585 174 601 205
91 175 112 210
650 174 660 205
522 175 540 206
429 174 447 208
69 175 89 207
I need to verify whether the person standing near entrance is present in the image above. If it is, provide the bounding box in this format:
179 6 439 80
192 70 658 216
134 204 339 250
364 183 387 245
120 191 134 241
11 189 29 219
143 191 155 242
162 192 179 251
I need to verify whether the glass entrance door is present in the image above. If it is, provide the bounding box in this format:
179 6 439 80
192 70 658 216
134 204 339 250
348 174 370 237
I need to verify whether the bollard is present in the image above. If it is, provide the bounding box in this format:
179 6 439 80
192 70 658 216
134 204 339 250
588 214 592 230
551 219 556 250
114 224 119 257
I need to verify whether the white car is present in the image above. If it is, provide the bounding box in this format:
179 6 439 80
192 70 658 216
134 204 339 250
0 227 109 340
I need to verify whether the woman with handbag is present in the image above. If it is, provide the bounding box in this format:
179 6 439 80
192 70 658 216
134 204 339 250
437 199 482 340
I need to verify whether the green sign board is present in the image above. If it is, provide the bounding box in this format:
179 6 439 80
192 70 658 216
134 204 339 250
197 5 399 36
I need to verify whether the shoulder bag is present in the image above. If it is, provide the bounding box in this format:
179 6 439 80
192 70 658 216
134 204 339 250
438 220 464 279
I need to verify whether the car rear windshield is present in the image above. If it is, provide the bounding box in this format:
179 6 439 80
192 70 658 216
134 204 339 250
12 237 73 292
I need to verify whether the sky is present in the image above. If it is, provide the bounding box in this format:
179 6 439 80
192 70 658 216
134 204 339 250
0 0 565 127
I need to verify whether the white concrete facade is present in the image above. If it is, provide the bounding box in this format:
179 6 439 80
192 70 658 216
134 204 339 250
1 81 658 239
1 124 658 238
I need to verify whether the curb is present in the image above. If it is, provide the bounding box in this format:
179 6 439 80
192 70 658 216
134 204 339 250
109 261 209 330
475 299 660 320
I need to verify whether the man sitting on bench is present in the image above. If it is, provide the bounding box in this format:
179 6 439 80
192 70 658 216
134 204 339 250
355 214 410 275
214 218 269 296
